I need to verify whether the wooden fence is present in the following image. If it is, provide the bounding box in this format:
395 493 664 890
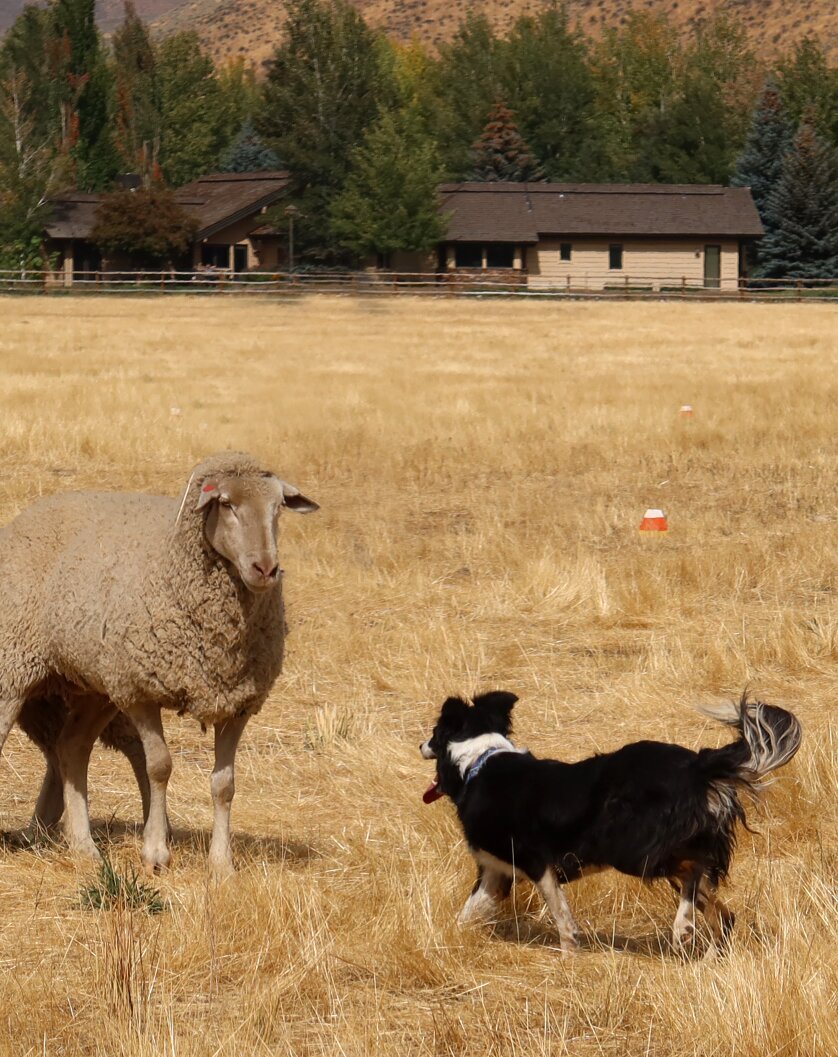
1 269 837 302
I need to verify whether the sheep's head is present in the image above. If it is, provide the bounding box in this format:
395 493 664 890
196 469 318 593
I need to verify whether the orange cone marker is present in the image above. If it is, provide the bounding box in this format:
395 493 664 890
639 508 668 532
680 405 694 417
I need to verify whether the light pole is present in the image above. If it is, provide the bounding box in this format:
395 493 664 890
285 204 299 275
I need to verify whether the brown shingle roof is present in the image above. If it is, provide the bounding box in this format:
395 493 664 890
45 171 292 241
175 171 291 239
439 183 763 242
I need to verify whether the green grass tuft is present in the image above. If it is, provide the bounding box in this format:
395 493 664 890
80 858 167 915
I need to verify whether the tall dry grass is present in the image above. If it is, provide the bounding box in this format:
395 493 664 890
0 295 835 1057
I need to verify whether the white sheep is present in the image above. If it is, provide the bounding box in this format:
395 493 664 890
0 452 317 877
18 697 151 834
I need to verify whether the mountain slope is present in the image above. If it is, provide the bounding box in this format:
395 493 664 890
0 1 179 33
1 0 834 64
150 0 837 66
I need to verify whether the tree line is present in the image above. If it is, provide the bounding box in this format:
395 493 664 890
1 0 837 275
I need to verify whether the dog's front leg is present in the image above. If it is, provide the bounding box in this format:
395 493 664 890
458 865 512 925
535 868 581 952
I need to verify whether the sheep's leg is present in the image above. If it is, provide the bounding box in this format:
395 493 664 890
128 703 172 875
208 713 250 880
30 753 65 834
58 702 117 860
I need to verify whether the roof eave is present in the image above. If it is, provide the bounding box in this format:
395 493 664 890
191 186 290 241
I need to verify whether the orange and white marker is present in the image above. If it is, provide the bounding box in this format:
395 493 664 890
639 508 668 532
680 404 694 417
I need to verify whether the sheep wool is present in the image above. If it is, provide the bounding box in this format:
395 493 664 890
0 452 317 872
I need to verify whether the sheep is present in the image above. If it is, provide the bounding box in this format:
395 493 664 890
17 697 151 835
0 452 318 877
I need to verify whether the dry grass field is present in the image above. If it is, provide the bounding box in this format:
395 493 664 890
0 295 835 1057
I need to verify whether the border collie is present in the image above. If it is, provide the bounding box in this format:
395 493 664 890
420 691 801 954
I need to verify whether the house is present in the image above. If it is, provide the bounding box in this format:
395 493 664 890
44 171 291 283
393 182 763 291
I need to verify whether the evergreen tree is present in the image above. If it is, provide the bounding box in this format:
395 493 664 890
732 78 793 272
0 9 74 268
591 11 682 181
329 105 446 262
157 32 236 185
777 38 838 149
645 70 735 184
220 119 280 173
51 0 118 190
112 0 161 179
429 14 505 177
761 122 838 279
501 4 609 181
469 101 544 182
258 0 393 255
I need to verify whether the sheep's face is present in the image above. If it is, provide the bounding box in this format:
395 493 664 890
197 472 318 593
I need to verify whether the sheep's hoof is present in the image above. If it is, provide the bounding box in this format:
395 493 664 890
141 846 171 876
69 837 103 862
208 856 236 882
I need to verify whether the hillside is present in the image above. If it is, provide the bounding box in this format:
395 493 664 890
150 0 837 67
1 0 835 64
0 0 179 33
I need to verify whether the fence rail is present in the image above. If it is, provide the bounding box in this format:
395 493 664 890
1 269 837 302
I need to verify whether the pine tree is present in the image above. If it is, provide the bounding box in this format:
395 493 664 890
501 3 609 180
258 0 393 255
429 14 504 177
761 122 838 280
777 37 838 149
220 120 280 173
156 32 234 186
112 0 161 179
469 101 544 182
51 0 118 190
731 78 793 274
330 106 446 262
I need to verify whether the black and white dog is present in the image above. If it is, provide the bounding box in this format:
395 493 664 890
421 691 801 954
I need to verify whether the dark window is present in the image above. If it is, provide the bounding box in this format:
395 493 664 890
486 243 514 269
609 243 623 270
233 245 248 272
455 243 483 268
560 242 572 261
202 244 230 268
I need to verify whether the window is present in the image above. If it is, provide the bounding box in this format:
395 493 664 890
455 243 483 268
608 243 623 270
560 242 572 261
486 244 514 269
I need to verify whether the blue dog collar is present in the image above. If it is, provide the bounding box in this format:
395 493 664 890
463 746 509 786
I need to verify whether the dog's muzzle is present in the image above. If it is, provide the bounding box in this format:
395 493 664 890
420 740 436 759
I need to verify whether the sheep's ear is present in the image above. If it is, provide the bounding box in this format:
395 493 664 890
279 479 319 514
196 479 219 510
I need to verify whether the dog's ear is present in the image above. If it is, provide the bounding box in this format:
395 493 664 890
440 695 470 728
472 691 518 734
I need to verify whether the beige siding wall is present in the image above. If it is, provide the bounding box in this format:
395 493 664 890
192 216 278 270
527 238 741 290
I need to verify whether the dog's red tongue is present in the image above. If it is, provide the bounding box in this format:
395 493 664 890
423 778 443 804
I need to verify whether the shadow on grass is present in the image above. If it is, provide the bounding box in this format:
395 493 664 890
1 819 322 866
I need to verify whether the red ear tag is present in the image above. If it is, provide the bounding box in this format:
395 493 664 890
202 484 216 493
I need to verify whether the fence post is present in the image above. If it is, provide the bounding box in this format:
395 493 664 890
796 278 802 302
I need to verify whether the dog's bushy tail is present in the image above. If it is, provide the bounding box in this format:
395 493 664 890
698 694 802 794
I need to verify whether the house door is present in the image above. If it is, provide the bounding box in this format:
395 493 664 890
233 245 248 273
704 245 721 289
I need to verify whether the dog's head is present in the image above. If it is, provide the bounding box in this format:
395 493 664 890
420 690 518 803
